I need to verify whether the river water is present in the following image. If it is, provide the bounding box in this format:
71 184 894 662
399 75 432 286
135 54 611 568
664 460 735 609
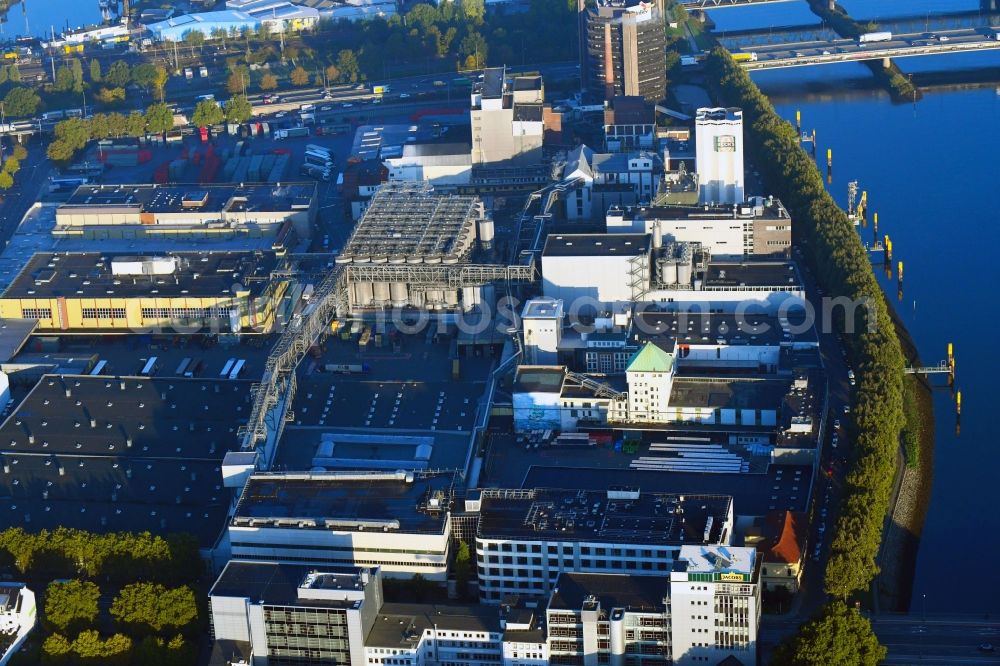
0 0 109 40
707 2 1000 614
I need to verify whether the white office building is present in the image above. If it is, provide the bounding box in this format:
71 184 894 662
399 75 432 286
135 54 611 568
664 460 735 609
226 471 456 581
470 487 734 603
695 108 745 205
670 545 761 666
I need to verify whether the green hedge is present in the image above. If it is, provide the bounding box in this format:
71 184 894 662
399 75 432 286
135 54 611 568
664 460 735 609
706 48 906 599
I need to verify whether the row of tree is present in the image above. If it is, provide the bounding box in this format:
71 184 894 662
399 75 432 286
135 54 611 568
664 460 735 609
45 104 175 163
40 631 195 666
0 143 27 190
0 527 201 584
44 580 200 636
706 47 902 663
706 46 906 601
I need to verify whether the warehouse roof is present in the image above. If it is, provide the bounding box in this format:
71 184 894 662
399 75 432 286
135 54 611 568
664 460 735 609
232 471 457 534
542 233 650 258
2 251 280 299
477 487 730 545
668 377 788 411
702 261 801 289
0 374 253 545
60 183 315 215
549 572 669 612
612 197 790 222
210 560 375 607
366 603 501 648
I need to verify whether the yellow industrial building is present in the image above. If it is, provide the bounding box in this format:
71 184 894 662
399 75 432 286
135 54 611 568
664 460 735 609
0 252 290 334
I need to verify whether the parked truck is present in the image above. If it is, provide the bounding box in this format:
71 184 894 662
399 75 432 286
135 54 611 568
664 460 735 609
324 363 370 374
731 52 758 62
274 126 309 140
858 31 892 44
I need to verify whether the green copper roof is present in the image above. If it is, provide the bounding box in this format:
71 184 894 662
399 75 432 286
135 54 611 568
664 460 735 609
626 342 674 373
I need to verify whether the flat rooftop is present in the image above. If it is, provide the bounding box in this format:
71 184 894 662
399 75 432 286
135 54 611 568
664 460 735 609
669 377 789 411
632 309 814 347
477 488 731 544
514 366 566 394
3 251 280 300
614 197 789 222
232 471 457 534
677 544 755 576
543 233 650 258
0 374 253 545
701 261 801 289
210 560 372 607
339 183 479 263
0 319 37 362
549 572 670 612
367 603 500 648
60 183 316 214
522 466 811 517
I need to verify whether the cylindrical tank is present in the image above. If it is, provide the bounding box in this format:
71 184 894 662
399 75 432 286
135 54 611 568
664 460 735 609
441 255 459 265
609 610 626 666
409 290 425 307
461 286 479 311
373 282 391 304
651 221 662 249
371 255 388 264
660 259 678 285
406 255 423 264
335 254 353 264
678 259 693 285
390 283 408 307
354 282 374 306
389 255 406 264
478 217 495 249
424 255 442 265
444 289 459 307
426 289 444 306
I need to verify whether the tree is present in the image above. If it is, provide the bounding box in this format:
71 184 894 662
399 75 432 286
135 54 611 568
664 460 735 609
191 99 224 128
46 141 76 163
41 633 72 665
224 94 253 124
7 63 20 82
453 541 472 598
131 63 159 91
0 170 13 190
184 30 206 50
227 66 249 95
110 582 199 634
95 87 126 105
54 65 75 92
2 87 40 117
145 103 174 134
44 580 100 634
336 49 360 83
459 32 488 69
153 65 169 102
164 635 196 666
290 66 310 86
12 144 27 161
259 73 278 91
70 630 104 660
3 157 19 174
325 64 340 84
89 59 101 82
105 60 130 87
771 602 886 666
460 0 486 24
125 111 147 137
70 59 84 93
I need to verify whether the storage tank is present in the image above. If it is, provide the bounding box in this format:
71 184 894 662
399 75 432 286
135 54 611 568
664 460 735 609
373 282 391 304
478 217 495 250
444 289 460 307
659 259 678 285
426 289 444 307
409 290 425 307
678 258 693 286
461 286 480 311
354 282 374 306
390 283 408 307
335 254 353 264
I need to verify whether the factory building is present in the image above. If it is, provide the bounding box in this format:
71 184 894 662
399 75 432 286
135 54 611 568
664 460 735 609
54 183 316 243
471 67 545 167
148 10 261 41
209 561 384 666
225 471 458 581
336 182 501 313
471 487 733 602
606 196 793 258
562 145 663 220
0 252 289 334
580 0 667 103
603 95 656 152
695 108 745 205
0 375 254 550
225 0 322 31
540 233 805 313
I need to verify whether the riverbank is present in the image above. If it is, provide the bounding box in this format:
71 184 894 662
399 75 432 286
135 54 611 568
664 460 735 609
876 302 936 613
